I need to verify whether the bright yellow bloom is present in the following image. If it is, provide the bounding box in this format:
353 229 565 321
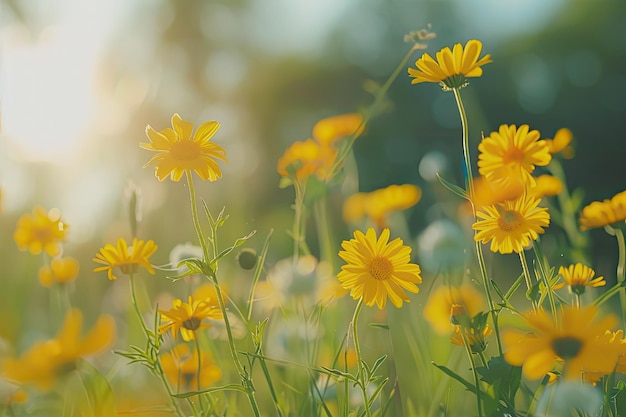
424 285 485 334
277 139 338 181
502 306 619 380
579 190 626 231
470 173 525 209
478 124 551 187
529 175 563 199
93 237 158 280
343 184 421 228
312 113 365 145
159 296 223 341
13 206 68 256
38 256 80 287
408 39 492 90
544 128 574 157
337 228 422 309
553 263 605 295
160 344 221 392
141 113 228 182
473 193 550 254
2 309 115 390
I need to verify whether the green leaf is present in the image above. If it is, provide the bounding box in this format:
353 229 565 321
436 173 468 200
279 176 293 189
172 384 248 398
370 355 387 378
65 361 117 417
210 230 257 269
432 362 477 394
320 366 358 382
368 322 389 330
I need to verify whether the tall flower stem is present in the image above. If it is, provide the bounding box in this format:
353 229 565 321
532 242 558 321
519 250 539 312
351 298 373 417
314 196 335 272
292 180 310 263
185 171 262 417
452 87 502 354
460 330 483 417
611 227 626 326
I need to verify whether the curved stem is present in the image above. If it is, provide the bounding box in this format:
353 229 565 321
129 274 150 338
351 298 372 417
460 329 483 417
532 242 558 322
519 250 539 312
613 227 626 326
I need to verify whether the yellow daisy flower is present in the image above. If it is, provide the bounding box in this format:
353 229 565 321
502 306 619 380
38 256 80 287
477 124 551 186
160 344 221 392
553 263 605 295
3 309 115 390
93 237 158 280
423 285 485 334
141 113 228 182
13 206 68 257
277 139 338 181
312 113 365 145
529 174 563 199
408 39 492 90
473 193 550 254
337 228 422 309
470 174 525 209
159 296 223 342
579 190 626 231
343 184 421 228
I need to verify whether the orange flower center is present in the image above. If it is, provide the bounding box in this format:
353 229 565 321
369 256 393 281
503 146 524 164
498 210 523 232
33 226 54 242
171 140 201 161
182 317 202 331
551 336 583 360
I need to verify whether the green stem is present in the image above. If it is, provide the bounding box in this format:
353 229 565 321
460 329 483 417
532 242 558 322
612 227 626 326
351 298 372 417
193 337 206 414
129 274 150 338
519 250 539 311
452 88 474 195
314 196 335 272
292 180 310 263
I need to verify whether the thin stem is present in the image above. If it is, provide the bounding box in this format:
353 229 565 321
452 88 474 195
193 337 206 414
532 242 558 322
351 298 372 417
292 180 310 263
519 250 539 311
460 329 483 417
613 227 626 326
129 274 150 338
314 196 335 272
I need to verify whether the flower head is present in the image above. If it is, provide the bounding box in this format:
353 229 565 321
554 263 605 295
450 312 493 354
545 128 574 158
473 193 550 254
2 309 115 390
277 139 338 181
579 190 626 231
312 113 365 145
93 237 158 280
160 344 221 392
343 184 421 229
408 39 492 90
529 175 563 199
141 113 228 182
13 206 68 256
39 256 80 287
337 228 422 309
478 124 551 187
424 285 485 334
502 306 619 380
159 295 223 341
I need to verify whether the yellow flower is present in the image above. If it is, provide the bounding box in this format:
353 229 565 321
343 184 421 228
337 228 422 309
553 263 605 295
277 139 338 181
424 285 485 334
312 113 365 145
159 296 223 342
502 306 619 380
544 128 574 157
529 175 563 199
408 39 492 90
38 256 80 287
450 313 493 354
473 193 550 254
470 173 525 209
141 113 228 182
160 344 221 392
477 124 551 187
93 237 158 280
579 190 626 231
2 309 115 390
13 206 68 256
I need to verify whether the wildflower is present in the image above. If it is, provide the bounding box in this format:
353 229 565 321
159 296 222 342
579 190 626 231
38 256 80 287
501 306 619 380
408 39 492 90
277 139 338 181
3 309 115 390
478 124 551 187
553 263 605 295
337 228 422 309
470 173 525 209
312 113 365 145
343 184 421 229
160 344 221 392
544 128 574 157
473 193 550 254
450 312 493 354
13 206 68 256
424 285 485 334
529 175 563 199
93 237 157 280
141 113 227 182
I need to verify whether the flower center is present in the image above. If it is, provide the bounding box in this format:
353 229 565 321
503 146 525 164
34 226 54 242
369 256 393 281
498 210 523 232
551 336 583 360
182 317 202 331
171 140 202 161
